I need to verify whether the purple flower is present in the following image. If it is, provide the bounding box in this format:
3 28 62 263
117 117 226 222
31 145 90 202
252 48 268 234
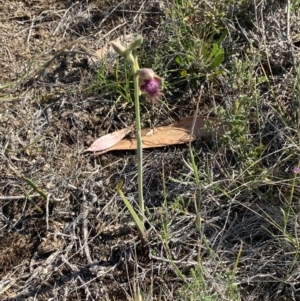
292 165 300 174
138 68 162 104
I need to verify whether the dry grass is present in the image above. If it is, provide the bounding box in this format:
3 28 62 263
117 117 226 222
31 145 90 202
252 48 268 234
1 0 300 300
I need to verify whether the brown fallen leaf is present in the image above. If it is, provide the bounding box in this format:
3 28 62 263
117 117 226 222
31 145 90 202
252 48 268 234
91 116 227 155
85 126 133 152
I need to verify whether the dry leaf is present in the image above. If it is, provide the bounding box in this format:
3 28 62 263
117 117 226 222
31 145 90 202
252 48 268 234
85 127 133 152
92 116 227 155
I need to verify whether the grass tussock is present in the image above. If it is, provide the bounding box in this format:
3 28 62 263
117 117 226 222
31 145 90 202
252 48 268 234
1 0 300 300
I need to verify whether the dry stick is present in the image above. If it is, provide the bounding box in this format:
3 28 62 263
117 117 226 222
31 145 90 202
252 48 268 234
286 0 297 72
26 18 35 44
0 194 40 200
286 0 291 39
286 0 300 129
82 188 93 264
46 193 51 230
258 6 275 85
150 254 198 266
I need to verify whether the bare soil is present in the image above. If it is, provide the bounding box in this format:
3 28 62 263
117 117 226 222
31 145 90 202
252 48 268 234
1 1 300 300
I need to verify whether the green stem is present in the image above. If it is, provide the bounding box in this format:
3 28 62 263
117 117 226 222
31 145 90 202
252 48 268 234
131 54 144 222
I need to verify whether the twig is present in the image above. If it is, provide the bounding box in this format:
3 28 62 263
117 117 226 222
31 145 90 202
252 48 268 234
286 0 290 40
52 5 73 36
150 254 198 266
46 193 51 230
82 188 93 264
26 18 35 44
0 194 40 200
286 0 297 72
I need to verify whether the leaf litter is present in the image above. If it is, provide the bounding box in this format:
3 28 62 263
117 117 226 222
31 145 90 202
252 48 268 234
1 1 300 300
85 126 133 152
86 116 227 154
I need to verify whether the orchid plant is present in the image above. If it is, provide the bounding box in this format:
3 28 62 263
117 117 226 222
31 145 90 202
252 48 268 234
111 36 162 252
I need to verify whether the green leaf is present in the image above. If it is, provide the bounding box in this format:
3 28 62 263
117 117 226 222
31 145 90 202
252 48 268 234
180 69 188 77
202 44 209 58
175 55 183 66
214 69 224 76
216 28 228 45
208 43 219 60
257 76 268 85
210 48 224 69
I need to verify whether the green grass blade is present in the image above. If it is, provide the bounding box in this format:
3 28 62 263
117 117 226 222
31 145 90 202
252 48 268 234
116 180 146 241
23 176 47 200
25 193 44 214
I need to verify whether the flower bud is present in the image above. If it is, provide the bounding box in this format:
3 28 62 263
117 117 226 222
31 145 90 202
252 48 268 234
110 41 127 57
292 165 300 174
128 36 143 51
137 68 155 80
